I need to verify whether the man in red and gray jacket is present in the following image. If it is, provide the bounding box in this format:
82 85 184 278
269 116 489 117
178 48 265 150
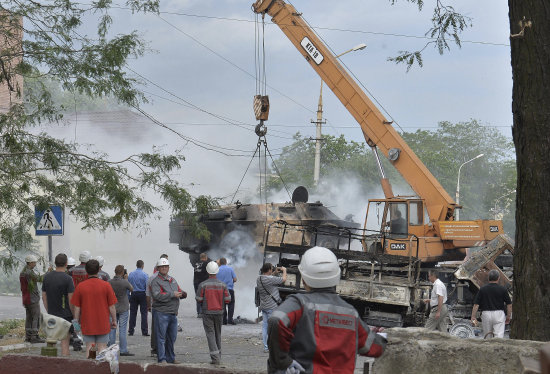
267 246 386 374
196 261 231 365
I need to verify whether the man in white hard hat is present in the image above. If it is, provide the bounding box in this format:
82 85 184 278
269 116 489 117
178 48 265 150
147 253 168 356
196 261 231 365
267 246 386 374
150 258 187 364
96 256 110 281
67 257 76 272
68 250 91 288
19 254 45 343
62 256 83 351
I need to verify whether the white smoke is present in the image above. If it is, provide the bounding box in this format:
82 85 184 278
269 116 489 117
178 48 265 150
207 229 262 268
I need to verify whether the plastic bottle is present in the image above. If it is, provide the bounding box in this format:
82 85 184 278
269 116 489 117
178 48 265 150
88 343 97 359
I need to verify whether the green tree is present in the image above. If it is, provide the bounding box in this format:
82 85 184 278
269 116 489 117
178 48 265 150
388 0 548 340
0 1 213 271
402 120 516 233
267 133 381 196
269 121 516 234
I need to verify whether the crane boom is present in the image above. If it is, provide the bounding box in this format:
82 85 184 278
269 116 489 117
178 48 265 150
252 0 456 222
252 0 502 262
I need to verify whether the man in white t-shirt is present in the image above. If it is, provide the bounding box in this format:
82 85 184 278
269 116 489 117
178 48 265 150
423 269 448 332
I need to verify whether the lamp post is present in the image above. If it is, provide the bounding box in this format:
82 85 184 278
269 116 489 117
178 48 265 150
455 153 484 221
313 43 366 186
493 189 516 220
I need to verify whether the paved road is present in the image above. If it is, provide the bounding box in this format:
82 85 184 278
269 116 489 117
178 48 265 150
0 294 371 373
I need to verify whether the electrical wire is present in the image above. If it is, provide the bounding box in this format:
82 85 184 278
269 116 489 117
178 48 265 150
101 5 510 47
231 141 260 203
156 14 316 115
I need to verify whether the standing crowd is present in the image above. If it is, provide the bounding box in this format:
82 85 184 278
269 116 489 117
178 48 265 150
19 242 515 372
18 250 240 366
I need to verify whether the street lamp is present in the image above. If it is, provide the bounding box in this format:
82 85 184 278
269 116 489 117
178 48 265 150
313 43 367 186
493 189 516 220
455 153 484 221
335 43 367 58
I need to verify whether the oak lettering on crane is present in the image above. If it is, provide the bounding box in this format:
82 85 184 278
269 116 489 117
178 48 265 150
390 243 407 251
300 37 324 65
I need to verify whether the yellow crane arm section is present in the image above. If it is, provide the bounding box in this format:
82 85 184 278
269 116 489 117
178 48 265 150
252 0 457 222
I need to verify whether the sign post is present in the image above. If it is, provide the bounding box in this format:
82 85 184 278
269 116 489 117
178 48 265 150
35 205 64 263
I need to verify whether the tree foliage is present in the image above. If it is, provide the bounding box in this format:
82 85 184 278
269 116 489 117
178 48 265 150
267 133 382 195
0 1 214 271
270 121 516 233
387 0 472 70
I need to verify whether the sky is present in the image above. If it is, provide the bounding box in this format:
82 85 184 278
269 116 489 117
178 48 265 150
106 0 513 197
24 0 512 318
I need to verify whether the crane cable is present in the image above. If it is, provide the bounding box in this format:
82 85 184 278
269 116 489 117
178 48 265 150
230 133 292 204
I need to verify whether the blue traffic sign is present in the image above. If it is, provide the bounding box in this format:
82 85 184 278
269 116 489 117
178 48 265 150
35 205 64 236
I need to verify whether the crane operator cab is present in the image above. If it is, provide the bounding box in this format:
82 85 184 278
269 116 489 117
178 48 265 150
364 198 429 258
388 205 407 238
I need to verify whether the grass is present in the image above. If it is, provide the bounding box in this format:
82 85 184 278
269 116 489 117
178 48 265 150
0 319 24 336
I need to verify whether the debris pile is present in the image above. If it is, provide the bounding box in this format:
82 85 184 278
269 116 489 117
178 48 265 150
372 328 544 374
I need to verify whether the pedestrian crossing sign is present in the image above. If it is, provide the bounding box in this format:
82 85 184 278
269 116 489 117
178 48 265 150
35 205 64 236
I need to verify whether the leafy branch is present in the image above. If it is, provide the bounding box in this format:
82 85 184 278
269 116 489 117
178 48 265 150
388 0 472 70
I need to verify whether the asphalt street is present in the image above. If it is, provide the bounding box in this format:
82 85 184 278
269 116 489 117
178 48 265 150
0 294 371 373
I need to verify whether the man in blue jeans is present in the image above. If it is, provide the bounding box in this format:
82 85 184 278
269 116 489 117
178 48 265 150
256 263 286 352
150 258 186 364
108 265 134 356
216 258 237 325
128 260 149 336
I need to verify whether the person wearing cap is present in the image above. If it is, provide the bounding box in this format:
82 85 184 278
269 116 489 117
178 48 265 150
96 256 111 281
128 259 149 336
63 257 82 351
196 261 231 365
267 246 386 374
147 254 168 356
19 254 45 343
150 257 186 364
70 259 118 357
68 250 91 288
66 257 76 272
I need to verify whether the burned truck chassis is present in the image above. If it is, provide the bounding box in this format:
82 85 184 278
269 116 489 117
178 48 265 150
262 221 513 329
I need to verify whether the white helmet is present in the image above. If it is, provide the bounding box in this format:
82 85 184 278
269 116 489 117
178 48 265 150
157 258 170 267
67 257 76 266
206 261 219 275
298 246 341 288
79 251 91 263
25 254 38 263
96 256 105 267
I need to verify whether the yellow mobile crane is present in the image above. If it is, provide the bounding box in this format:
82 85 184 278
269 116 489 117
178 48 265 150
252 0 502 263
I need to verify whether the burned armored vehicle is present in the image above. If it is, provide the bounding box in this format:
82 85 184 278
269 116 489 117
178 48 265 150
168 187 359 265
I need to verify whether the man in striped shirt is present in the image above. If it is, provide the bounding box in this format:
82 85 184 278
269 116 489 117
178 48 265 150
196 261 231 365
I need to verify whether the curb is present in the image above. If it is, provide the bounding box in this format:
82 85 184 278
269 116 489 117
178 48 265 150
0 342 32 352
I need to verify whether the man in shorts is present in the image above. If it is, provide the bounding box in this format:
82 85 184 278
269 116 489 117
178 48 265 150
42 253 75 355
71 259 117 356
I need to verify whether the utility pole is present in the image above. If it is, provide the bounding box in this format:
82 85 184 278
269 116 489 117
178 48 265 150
310 43 366 186
312 81 326 186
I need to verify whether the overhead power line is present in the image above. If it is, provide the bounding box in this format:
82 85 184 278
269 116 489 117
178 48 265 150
105 5 509 47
